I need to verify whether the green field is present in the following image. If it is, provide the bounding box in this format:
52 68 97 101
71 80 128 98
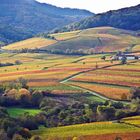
7 107 41 118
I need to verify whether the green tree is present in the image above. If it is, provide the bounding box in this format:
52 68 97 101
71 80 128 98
12 134 25 140
101 55 106 61
15 60 22 65
0 130 9 140
121 56 127 64
18 78 28 89
97 105 116 121
130 87 140 99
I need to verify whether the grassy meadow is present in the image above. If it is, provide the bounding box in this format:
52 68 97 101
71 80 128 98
7 107 41 118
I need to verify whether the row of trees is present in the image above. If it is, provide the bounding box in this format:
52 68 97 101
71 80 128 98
0 60 22 68
11 47 111 55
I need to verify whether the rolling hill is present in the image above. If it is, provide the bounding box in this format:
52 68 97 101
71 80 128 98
55 4 140 33
3 27 140 54
3 38 57 50
46 27 140 54
0 0 93 45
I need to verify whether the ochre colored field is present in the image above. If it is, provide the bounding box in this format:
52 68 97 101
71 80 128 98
44 27 140 53
3 37 57 50
79 132 140 140
122 116 140 126
3 27 140 52
0 53 139 98
132 45 140 51
72 61 140 87
68 81 130 100
92 69 140 77
50 30 81 41
72 74 140 87
0 68 82 83
28 81 60 87
32 121 140 140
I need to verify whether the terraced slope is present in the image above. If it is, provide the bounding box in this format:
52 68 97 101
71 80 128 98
0 52 139 101
46 27 140 53
4 27 140 53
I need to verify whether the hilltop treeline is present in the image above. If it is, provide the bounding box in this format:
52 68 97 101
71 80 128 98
54 4 140 33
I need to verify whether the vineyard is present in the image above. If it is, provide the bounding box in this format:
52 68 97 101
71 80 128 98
32 121 140 140
68 81 131 100
0 50 140 140
68 60 140 100
122 116 140 126
3 27 140 53
0 52 139 101
3 38 57 50
1 3 140 140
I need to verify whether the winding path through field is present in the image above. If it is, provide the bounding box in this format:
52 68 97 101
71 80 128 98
60 63 130 104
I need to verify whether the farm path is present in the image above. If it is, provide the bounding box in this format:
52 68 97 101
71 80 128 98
60 63 131 103
60 63 121 83
62 82 117 102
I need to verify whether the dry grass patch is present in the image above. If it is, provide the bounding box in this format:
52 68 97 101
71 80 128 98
4 37 57 50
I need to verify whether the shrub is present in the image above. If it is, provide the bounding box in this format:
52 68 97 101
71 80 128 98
30 135 42 140
115 110 126 119
121 93 127 100
130 87 140 99
12 134 25 140
15 60 22 65
18 78 28 89
72 137 79 140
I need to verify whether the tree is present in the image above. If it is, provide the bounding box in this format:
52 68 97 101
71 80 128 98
0 130 9 140
121 56 127 64
4 89 18 99
18 78 28 89
130 87 140 99
97 105 116 121
19 115 38 130
72 137 79 140
101 56 106 61
0 118 16 131
121 93 127 100
112 102 123 109
32 92 43 107
115 136 122 140
95 62 98 69
20 94 32 107
0 107 9 117
15 60 22 65
0 85 5 95
18 128 31 139
12 134 25 140
115 110 126 119
30 135 42 140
